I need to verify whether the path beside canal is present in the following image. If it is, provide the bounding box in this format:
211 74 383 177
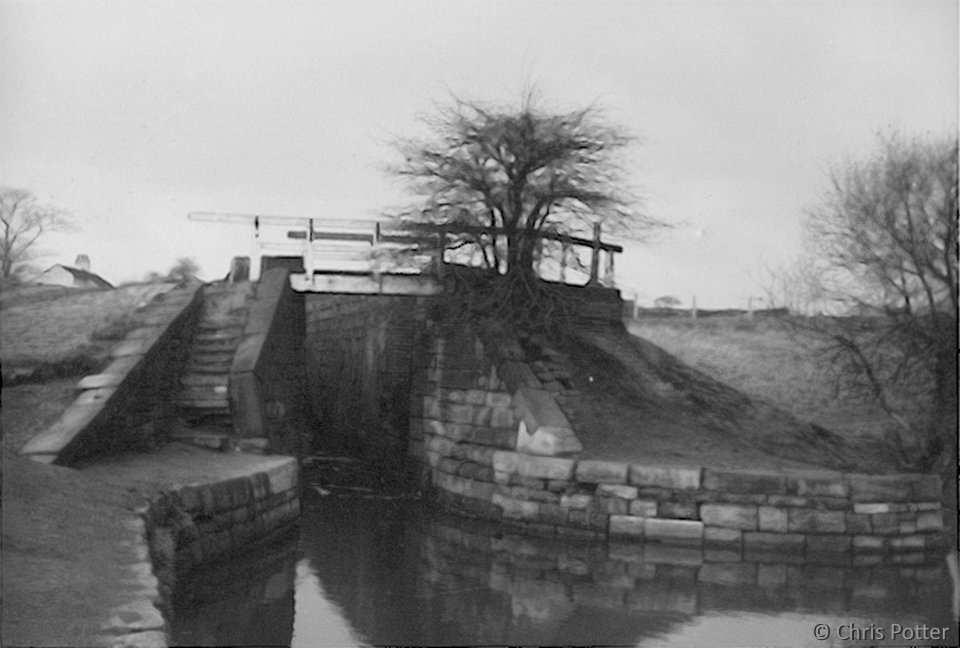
1 444 297 648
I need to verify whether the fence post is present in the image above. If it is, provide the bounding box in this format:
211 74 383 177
588 222 602 285
436 225 445 280
603 248 615 286
560 242 569 283
303 218 315 279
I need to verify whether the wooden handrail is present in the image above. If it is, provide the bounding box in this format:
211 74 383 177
283 221 624 254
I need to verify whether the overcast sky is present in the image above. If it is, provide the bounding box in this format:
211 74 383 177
2 0 956 307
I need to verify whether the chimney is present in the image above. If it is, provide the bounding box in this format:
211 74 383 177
74 254 91 272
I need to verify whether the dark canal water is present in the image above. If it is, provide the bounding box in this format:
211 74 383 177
169 488 957 647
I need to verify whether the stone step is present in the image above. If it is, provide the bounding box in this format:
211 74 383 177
177 383 230 399
194 330 243 343
196 318 246 330
184 363 233 375
174 403 231 416
192 336 242 349
188 348 236 361
179 373 229 387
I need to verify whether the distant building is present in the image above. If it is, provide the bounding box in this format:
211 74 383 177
33 254 114 290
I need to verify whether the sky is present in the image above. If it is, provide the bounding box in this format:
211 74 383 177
2 0 956 308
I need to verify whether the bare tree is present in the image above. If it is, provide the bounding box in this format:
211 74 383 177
166 257 200 284
390 93 663 283
775 131 957 470
0 188 73 280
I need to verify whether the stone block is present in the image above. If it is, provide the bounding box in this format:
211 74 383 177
463 389 488 405
785 472 848 498
466 427 517 448
852 535 885 552
609 515 645 538
102 355 143 376
459 462 495 483
806 535 852 553
889 535 926 551
629 465 701 490
644 518 704 544
76 373 126 390
700 504 758 530
743 532 805 551
846 474 913 502
493 450 575 481
443 403 476 425
853 502 893 514
701 468 786 495
765 495 810 507
513 394 582 455
75 387 116 407
658 501 697 519
704 526 742 547
629 500 658 517
869 513 899 535
485 392 513 408
576 460 629 484
898 520 917 534
264 459 298 494
758 506 788 533
596 484 638 500
110 338 151 357
845 513 872 534
787 508 845 533
459 443 496 466
599 497 629 516
560 494 593 510
437 457 462 475
916 511 943 532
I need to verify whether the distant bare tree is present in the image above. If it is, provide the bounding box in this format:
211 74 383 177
0 188 73 280
166 257 200 284
773 131 957 470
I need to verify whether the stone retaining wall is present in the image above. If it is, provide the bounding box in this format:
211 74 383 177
141 457 300 602
21 285 203 465
230 268 306 453
412 329 946 556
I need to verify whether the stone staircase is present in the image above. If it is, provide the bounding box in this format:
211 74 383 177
170 281 254 447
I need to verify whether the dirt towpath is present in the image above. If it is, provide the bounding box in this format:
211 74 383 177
1 444 295 648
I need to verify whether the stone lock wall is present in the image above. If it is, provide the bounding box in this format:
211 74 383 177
304 293 427 457
411 329 946 556
142 457 300 598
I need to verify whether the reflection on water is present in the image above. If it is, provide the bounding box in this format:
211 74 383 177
169 531 297 647
170 496 956 647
